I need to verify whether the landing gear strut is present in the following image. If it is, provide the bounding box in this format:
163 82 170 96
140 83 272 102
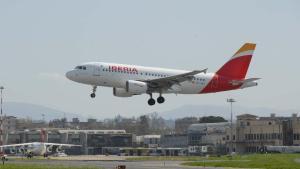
148 93 155 106
90 86 97 98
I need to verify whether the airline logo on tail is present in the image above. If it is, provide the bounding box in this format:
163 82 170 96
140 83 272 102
201 43 258 93
217 43 256 80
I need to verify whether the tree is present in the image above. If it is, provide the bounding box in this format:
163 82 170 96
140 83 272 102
137 115 150 135
148 112 166 133
199 116 227 123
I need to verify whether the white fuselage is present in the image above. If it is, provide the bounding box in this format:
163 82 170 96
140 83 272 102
66 62 214 94
24 142 47 156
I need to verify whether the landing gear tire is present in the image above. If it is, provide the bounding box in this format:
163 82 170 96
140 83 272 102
90 93 96 98
148 98 156 106
90 86 97 98
157 96 165 104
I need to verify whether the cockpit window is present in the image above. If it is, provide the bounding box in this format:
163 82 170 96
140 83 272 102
75 66 87 70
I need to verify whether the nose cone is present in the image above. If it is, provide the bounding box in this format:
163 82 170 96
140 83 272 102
66 70 75 81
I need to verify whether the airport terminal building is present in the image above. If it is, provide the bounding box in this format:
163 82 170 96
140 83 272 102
3 113 300 156
228 113 300 153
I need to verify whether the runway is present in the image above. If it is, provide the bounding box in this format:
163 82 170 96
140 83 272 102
7 158 222 169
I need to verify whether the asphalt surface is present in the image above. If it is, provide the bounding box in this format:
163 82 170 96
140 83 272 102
7 159 222 169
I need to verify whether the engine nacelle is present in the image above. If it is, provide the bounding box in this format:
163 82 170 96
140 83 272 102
47 145 53 153
47 145 62 153
57 146 63 153
19 147 26 153
240 81 258 89
113 88 134 97
9 148 16 154
126 80 148 94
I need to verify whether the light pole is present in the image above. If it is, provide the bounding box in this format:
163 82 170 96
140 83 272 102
227 98 236 154
42 114 45 122
0 86 4 153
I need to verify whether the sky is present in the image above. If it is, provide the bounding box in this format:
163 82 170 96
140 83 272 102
0 0 299 119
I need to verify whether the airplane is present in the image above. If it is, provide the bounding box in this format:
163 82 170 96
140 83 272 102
66 43 260 105
0 129 81 158
0 142 80 158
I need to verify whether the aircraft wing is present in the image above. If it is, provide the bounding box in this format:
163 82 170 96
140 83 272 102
0 143 34 148
142 69 207 90
43 143 81 147
0 143 81 148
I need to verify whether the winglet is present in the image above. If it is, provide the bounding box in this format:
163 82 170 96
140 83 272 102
193 68 208 74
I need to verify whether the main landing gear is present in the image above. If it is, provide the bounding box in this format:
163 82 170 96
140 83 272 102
90 86 97 98
157 96 165 104
148 93 165 106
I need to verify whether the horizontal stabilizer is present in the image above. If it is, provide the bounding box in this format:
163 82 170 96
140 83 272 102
230 78 261 86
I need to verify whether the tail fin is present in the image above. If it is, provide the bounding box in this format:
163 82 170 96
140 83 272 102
216 43 256 80
40 128 46 143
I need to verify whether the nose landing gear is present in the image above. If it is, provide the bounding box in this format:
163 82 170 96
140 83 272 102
90 86 97 98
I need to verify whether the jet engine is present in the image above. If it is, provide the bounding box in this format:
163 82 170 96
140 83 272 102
113 88 134 97
126 80 148 94
19 147 26 154
46 145 53 153
9 148 16 154
57 146 63 153
113 80 148 97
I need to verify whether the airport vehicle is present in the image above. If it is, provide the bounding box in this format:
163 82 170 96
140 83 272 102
66 43 259 105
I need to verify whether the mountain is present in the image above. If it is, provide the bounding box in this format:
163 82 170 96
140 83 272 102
2 102 298 122
2 102 86 121
160 104 300 120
